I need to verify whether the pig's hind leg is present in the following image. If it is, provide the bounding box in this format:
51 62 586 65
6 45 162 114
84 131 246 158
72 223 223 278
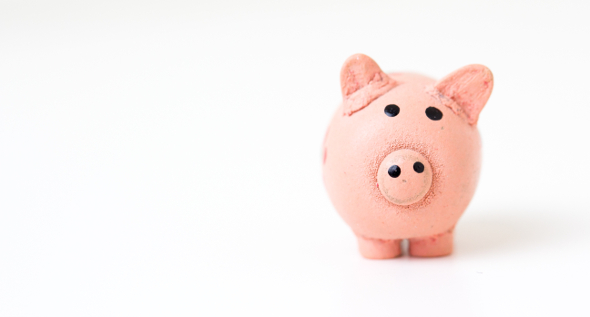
408 228 454 257
356 235 402 259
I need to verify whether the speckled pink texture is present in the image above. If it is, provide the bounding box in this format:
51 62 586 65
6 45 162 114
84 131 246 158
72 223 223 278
340 54 398 116
322 54 493 259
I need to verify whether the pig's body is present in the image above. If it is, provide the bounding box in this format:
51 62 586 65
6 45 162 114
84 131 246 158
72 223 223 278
322 55 493 259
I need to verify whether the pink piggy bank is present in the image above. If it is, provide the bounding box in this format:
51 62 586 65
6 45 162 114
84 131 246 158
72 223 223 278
322 54 493 259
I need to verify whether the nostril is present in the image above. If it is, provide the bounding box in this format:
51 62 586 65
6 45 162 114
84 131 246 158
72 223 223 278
413 162 425 173
388 165 401 178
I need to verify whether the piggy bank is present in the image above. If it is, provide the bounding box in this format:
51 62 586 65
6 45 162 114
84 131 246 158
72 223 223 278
322 54 493 259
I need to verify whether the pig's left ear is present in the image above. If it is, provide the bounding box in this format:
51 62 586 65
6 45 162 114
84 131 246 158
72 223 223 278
434 65 493 125
340 54 398 115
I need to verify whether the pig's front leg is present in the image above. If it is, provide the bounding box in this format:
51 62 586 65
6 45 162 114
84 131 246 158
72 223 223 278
408 228 454 257
356 235 402 259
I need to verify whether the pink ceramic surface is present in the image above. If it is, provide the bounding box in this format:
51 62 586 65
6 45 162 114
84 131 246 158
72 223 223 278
322 54 493 259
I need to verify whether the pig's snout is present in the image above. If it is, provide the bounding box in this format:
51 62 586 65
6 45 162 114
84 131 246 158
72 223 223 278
377 149 432 206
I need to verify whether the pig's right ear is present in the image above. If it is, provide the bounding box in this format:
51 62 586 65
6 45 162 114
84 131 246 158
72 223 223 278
433 64 493 125
340 54 398 116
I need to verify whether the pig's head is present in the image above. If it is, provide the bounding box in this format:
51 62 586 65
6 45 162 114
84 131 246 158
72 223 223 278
326 54 493 216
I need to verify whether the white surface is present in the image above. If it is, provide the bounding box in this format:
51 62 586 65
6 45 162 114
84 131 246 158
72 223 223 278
1 1 590 316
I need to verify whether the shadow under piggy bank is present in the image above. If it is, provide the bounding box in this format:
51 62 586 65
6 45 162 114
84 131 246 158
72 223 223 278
454 208 588 256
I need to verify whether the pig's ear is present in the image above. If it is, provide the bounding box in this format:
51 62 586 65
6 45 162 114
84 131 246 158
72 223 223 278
434 65 493 125
340 54 398 116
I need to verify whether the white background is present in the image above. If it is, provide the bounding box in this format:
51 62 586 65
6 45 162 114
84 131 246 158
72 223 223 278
1 0 589 316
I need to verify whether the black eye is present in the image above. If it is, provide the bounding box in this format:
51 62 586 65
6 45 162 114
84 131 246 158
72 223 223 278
413 162 424 173
388 165 401 178
425 107 443 120
384 104 400 117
